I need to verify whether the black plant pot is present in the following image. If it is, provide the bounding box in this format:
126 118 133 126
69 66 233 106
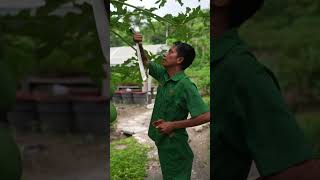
72 96 108 135
112 91 122 104
8 100 36 133
132 92 147 105
122 91 133 104
7 92 37 133
36 95 72 133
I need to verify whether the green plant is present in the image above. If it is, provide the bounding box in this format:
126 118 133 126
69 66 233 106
186 65 210 96
202 96 210 107
110 137 149 180
240 1 320 103
1 1 105 81
110 3 210 91
111 57 143 86
110 103 117 124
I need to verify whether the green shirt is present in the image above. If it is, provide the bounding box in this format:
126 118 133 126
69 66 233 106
148 62 209 145
0 127 22 180
211 29 313 179
0 61 21 180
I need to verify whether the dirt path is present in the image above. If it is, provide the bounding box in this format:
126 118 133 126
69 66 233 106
114 104 210 180
15 133 106 180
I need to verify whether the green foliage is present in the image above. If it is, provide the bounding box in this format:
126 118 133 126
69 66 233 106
111 43 167 87
110 82 116 97
163 9 209 43
111 57 143 86
110 103 117 123
202 95 210 107
111 2 210 94
110 137 149 180
2 40 36 81
186 65 210 96
110 0 209 45
111 31 127 47
240 0 320 101
0 0 105 82
185 15 210 96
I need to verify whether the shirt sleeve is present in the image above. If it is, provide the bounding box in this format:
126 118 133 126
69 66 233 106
183 81 209 117
148 61 166 82
235 67 314 176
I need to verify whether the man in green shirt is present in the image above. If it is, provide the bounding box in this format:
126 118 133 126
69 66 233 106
212 0 319 179
133 33 210 180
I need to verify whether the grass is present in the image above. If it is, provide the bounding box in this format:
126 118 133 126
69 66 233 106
296 111 320 158
203 95 210 107
110 137 150 180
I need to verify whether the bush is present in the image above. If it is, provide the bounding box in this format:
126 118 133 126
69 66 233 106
186 65 210 96
240 9 320 102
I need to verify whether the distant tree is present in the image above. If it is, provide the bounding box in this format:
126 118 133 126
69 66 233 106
0 0 105 82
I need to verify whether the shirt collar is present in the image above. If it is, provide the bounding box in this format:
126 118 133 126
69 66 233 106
212 28 241 65
165 71 186 82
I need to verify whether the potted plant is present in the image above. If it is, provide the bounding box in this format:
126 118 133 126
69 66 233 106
132 91 147 105
7 92 37 133
35 92 72 133
71 95 108 135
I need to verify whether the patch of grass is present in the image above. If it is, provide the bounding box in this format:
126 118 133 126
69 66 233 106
110 137 149 180
203 95 210 107
296 112 320 158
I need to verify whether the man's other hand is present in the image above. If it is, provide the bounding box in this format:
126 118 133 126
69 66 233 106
155 120 175 135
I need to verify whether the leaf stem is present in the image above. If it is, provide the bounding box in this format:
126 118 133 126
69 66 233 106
111 0 175 25
110 29 136 50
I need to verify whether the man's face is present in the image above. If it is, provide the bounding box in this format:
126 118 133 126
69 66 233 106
162 46 182 68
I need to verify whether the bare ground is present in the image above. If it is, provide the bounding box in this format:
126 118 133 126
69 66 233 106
15 133 106 180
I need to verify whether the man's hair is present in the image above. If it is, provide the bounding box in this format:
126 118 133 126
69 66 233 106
229 0 264 27
173 41 196 70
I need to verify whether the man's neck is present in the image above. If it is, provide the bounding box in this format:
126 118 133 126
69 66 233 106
166 67 183 78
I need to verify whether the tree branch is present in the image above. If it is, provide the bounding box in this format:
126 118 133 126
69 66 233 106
110 29 136 50
111 0 176 25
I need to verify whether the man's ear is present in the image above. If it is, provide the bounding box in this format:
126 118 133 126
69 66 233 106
177 57 184 65
213 0 231 7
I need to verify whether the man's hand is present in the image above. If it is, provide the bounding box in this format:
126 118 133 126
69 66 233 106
152 112 210 135
132 32 148 66
133 32 143 43
153 119 175 135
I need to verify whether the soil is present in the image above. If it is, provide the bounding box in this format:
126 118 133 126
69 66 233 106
14 133 106 180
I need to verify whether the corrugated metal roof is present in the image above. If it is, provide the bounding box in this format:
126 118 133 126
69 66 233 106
0 0 89 15
110 44 168 66
0 0 45 9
